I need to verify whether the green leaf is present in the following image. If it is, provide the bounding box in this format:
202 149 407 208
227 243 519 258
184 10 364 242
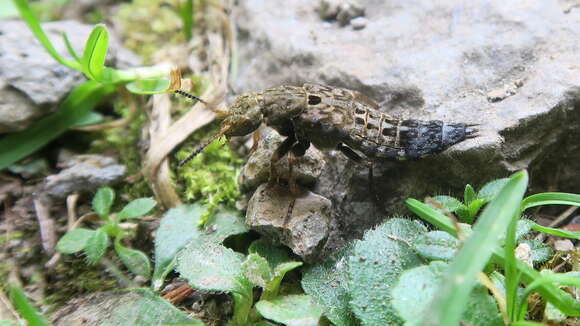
71 111 104 127
0 81 115 171
177 241 253 326
56 228 95 254
256 295 323 326
531 223 580 240
61 32 81 62
8 283 51 326
430 195 463 213
519 240 554 265
477 178 510 202
92 187 115 219
126 78 171 94
464 184 477 205
12 0 79 69
413 231 459 261
408 192 580 317
81 24 109 81
347 218 426 325
248 240 293 270
152 205 248 290
302 245 356 326
466 199 486 220
515 219 534 240
263 261 303 300
117 197 157 220
115 240 151 277
392 262 502 326
242 253 272 288
177 241 247 293
521 192 580 212
84 228 109 264
421 170 528 326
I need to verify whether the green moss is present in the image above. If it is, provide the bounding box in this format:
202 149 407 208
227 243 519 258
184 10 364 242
91 99 151 200
177 124 244 226
114 0 186 64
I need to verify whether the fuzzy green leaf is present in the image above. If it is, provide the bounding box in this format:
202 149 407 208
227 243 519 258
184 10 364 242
263 261 303 300
302 245 356 326
177 241 247 293
152 205 248 290
115 240 151 277
93 187 115 219
242 253 272 288
519 240 554 265
117 197 156 220
248 240 293 270
347 218 427 325
84 228 109 264
256 295 323 326
430 195 463 213
477 178 510 202
56 228 95 254
464 184 477 205
413 230 459 261
392 262 502 326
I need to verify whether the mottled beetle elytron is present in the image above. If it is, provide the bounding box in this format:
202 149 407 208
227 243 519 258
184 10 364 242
177 83 478 185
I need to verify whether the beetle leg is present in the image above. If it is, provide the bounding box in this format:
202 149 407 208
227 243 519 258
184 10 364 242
336 143 377 199
269 134 296 184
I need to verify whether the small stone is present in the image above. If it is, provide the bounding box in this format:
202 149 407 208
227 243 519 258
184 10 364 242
553 239 574 252
486 88 508 102
515 242 533 266
45 154 126 198
317 0 341 21
246 183 332 261
336 2 365 26
350 16 368 30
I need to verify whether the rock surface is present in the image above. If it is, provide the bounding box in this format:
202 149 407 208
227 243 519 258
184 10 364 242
246 183 333 261
45 154 126 198
234 1 580 258
0 20 139 133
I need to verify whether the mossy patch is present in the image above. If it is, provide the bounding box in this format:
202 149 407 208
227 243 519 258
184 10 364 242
177 123 244 226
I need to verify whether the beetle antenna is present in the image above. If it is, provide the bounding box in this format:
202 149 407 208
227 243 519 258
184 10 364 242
174 90 207 104
178 127 229 167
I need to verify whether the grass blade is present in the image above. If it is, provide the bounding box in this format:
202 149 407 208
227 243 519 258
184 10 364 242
8 283 51 326
12 0 79 70
61 32 81 62
0 81 116 170
421 170 528 326
521 192 580 212
532 224 580 240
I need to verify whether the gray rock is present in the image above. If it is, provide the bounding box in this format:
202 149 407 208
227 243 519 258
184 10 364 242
233 0 580 258
246 183 332 261
350 16 368 30
239 127 326 193
0 20 139 133
317 0 365 26
45 154 126 198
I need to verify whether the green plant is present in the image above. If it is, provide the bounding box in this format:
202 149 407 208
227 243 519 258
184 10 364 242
56 187 156 277
406 172 580 325
301 172 580 326
428 178 510 223
153 204 321 326
1 0 186 171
